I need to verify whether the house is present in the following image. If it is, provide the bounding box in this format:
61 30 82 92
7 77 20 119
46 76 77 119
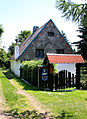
11 19 73 76
44 53 85 75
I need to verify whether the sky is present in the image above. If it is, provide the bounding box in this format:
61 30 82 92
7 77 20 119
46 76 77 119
0 0 85 51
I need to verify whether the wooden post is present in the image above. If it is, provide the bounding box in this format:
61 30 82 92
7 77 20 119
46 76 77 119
55 73 58 90
68 72 71 88
63 70 65 89
49 64 54 91
65 70 68 88
38 67 39 89
76 63 80 89
72 74 74 87
59 71 62 89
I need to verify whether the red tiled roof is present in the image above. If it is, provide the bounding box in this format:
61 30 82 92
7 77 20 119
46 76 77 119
47 53 85 63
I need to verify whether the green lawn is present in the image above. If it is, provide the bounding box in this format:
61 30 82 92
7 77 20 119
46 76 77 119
0 68 87 119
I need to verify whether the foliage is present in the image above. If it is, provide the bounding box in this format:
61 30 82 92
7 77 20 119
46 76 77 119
0 48 10 68
53 63 58 74
22 60 43 67
56 0 87 57
56 0 87 26
73 26 87 60
0 25 4 38
20 60 43 86
8 43 16 55
8 30 31 55
61 30 70 43
16 30 31 45
81 81 87 89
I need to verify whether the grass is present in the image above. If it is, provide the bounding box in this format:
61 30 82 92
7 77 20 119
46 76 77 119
0 69 37 117
0 69 87 118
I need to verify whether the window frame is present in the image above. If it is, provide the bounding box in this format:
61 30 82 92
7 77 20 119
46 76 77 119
56 49 64 54
36 49 44 58
48 32 54 37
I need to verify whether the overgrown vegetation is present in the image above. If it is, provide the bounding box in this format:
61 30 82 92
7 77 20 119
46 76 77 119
0 48 10 68
20 60 43 86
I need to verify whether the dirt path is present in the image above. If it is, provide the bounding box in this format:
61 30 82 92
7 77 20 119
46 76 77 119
10 80 51 118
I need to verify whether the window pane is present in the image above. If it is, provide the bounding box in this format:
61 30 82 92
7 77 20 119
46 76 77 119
40 50 44 58
48 32 54 36
36 49 39 57
36 49 44 58
57 49 64 54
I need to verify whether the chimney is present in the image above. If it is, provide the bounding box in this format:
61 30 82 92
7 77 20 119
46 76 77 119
33 26 39 34
15 40 19 60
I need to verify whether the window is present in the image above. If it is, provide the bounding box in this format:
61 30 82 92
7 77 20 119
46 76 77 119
56 49 64 54
48 32 54 37
36 49 44 58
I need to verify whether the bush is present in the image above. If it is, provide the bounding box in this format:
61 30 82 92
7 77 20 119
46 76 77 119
20 60 43 86
81 81 87 90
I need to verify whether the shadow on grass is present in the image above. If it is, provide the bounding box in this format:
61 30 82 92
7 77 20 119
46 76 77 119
5 109 73 119
3 71 15 80
5 109 51 119
3 70 40 91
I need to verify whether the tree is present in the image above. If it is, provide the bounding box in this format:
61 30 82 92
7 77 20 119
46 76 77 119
0 48 10 68
0 25 4 47
56 0 87 26
0 25 4 38
8 30 31 55
16 30 31 45
73 26 87 60
8 43 16 55
61 30 70 43
56 0 87 59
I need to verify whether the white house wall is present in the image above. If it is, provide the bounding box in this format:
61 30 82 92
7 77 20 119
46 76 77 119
56 63 76 75
11 60 20 77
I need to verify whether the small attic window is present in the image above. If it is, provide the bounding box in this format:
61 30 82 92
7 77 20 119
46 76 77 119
57 49 64 54
48 32 54 37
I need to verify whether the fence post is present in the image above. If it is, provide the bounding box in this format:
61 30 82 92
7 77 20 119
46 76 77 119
59 71 62 89
65 70 68 88
55 73 58 90
68 72 71 88
49 64 54 91
76 63 80 89
63 70 65 89
72 74 74 87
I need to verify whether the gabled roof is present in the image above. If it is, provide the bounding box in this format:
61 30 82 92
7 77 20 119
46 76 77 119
46 53 85 64
11 19 73 60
